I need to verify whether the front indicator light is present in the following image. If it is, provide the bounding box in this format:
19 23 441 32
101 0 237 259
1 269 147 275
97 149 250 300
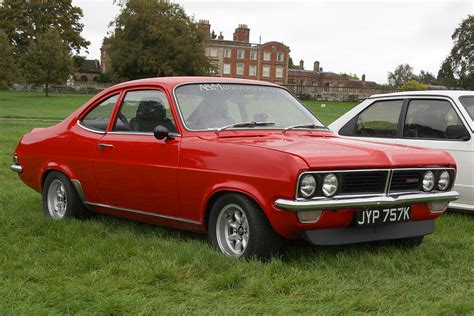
298 210 322 223
438 171 450 191
422 171 435 192
429 201 449 213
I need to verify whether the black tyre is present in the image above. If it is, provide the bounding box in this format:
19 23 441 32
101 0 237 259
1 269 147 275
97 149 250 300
390 236 424 248
208 193 282 260
42 171 91 219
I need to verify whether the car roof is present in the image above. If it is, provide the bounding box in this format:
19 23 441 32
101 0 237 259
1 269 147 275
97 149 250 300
370 90 474 99
107 76 279 91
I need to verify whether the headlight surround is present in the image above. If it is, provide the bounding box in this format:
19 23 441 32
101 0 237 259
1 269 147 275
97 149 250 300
437 171 450 191
299 174 317 198
322 173 339 197
422 171 435 192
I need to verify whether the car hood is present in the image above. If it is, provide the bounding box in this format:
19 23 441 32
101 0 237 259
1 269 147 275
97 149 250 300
206 132 455 169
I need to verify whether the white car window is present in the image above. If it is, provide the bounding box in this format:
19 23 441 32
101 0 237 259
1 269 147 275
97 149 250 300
403 99 465 140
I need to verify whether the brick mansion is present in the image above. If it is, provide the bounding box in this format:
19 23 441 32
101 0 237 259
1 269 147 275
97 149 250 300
81 20 388 99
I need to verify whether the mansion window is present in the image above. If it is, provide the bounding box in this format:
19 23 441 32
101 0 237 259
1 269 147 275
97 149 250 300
250 50 257 60
249 64 257 76
262 65 270 78
236 63 244 75
209 48 218 58
275 66 283 78
223 63 231 74
263 51 271 61
277 52 284 62
224 49 231 58
237 49 245 60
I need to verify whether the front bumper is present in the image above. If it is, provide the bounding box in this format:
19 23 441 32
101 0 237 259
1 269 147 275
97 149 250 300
304 220 434 246
10 163 23 173
275 191 460 211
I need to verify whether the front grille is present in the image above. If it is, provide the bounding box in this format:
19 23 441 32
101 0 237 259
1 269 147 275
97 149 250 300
340 171 388 195
389 170 423 192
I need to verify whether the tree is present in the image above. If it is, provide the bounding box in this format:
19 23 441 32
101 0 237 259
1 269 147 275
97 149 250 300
448 15 473 88
108 0 213 80
288 56 299 69
23 29 72 96
0 31 18 89
400 80 427 91
437 57 458 87
341 73 359 80
0 0 89 56
417 70 436 85
388 64 415 87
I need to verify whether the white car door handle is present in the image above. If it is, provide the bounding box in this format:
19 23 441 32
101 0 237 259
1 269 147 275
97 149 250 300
98 143 114 149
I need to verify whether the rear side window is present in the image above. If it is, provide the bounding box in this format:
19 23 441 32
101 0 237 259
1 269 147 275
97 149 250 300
459 96 474 120
112 90 177 133
403 99 464 139
80 94 118 132
353 100 403 138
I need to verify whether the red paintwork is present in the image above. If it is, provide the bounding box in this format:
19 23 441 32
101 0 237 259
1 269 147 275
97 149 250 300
13 77 456 239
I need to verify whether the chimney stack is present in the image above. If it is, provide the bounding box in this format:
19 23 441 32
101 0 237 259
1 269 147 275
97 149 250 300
362 74 366 82
198 20 211 38
320 67 323 72
299 60 304 70
233 24 250 43
218 32 224 40
314 61 320 72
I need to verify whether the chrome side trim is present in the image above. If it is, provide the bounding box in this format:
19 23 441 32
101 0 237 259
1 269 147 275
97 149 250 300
71 179 87 203
10 164 23 173
77 121 106 134
84 202 201 225
108 131 181 137
275 191 460 211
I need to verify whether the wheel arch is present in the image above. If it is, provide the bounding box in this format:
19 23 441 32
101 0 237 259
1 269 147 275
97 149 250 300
202 185 268 231
40 163 76 190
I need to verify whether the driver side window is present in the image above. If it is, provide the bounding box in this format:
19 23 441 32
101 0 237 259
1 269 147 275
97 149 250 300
354 100 403 138
112 90 177 133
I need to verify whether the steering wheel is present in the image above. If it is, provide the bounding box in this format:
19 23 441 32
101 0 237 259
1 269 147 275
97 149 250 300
117 112 132 131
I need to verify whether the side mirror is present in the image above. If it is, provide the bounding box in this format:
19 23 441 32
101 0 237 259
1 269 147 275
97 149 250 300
446 125 470 140
154 125 174 141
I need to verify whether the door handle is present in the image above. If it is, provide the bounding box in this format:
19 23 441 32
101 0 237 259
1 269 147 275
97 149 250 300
98 143 114 149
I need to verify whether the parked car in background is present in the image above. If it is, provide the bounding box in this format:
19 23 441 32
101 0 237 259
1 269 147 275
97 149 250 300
330 91 473 212
11 78 459 259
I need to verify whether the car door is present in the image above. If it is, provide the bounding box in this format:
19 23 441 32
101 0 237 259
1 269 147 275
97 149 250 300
337 99 405 145
93 88 181 216
397 97 473 209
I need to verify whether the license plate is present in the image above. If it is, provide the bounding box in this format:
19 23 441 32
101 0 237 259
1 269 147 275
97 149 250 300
356 206 411 227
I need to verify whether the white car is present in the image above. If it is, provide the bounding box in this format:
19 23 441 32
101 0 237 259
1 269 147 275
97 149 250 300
329 90 473 212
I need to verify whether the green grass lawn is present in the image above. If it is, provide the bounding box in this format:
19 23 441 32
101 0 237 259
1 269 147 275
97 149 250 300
0 91 473 314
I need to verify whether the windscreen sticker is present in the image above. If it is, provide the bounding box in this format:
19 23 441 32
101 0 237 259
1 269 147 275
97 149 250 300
198 84 275 93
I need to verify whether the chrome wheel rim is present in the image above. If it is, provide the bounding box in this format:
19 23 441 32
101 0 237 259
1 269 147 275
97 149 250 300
216 203 249 257
47 179 67 219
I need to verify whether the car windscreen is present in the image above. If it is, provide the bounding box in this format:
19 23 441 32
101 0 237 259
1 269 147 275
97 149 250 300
174 83 324 130
459 96 474 120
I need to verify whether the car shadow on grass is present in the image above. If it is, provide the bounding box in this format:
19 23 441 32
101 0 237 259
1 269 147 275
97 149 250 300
90 212 409 263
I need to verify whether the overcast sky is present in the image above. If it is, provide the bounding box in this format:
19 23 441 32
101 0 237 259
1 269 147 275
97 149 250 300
73 0 472 84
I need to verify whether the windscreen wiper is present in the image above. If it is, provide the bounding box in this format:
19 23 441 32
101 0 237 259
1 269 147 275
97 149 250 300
216 121 275 134
282 123 328 133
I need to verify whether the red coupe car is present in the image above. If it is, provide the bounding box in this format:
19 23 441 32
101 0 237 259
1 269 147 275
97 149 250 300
11 77 459 259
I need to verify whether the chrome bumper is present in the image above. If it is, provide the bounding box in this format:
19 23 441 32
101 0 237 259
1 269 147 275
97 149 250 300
275 191 460 211
10 164 23 173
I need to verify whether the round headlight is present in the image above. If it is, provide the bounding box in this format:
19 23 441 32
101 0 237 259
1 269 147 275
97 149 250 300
322 173 338 197
300 174 316 198
438 171 450 191
422 171 435 192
